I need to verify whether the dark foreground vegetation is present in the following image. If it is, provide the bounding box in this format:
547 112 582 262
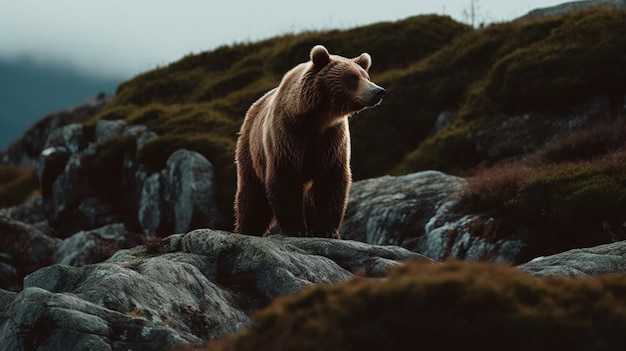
201 260 626 351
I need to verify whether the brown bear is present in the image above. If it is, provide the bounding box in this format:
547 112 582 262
234 45 385 238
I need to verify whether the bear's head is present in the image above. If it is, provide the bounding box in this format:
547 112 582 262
308 45 385 120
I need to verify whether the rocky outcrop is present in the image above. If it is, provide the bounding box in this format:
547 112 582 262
2 225 625 351
0 229 429 351
341 171 530 263
475 95 617 162
0 218 142 291
53 223 143 266
0 216 59 291
516 0 626 21
37 118 221 238
136 149 221 235
519 240 626 277
0 93 111 167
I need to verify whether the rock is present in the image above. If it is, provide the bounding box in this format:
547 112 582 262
341 171 528 263
0 196 48 229
341 171 464 246
1 93 110 167
475 95 615 163
0 216 60 291
429 110 455 136
54 223 144 266
138 149 221 235
94 119 127 144
0 289 17 309
519 240 626 277
516 0 626 21
0 229 429 350
165 149 221 233
43 145 114 237
34 110 222 238
0 287 204 351
43 123 89 154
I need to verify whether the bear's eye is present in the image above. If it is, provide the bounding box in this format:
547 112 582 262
345 74 359 88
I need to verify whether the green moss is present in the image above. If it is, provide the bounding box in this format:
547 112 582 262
392 118 482 176
487 9 626 113
91 135 137 176
209 260 626 351
0 166 38 208
514 159 626 226
194 66 264 102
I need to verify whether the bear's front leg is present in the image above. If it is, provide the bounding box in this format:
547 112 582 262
308 164 350 239
266 164 308 236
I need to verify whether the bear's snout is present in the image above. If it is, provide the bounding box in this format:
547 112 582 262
373 85 385 100
359 82 385 107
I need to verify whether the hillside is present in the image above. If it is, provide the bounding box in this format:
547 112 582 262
75 8 625 228
1 8 625 245
2 5 626 351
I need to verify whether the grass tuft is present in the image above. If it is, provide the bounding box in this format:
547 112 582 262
0 166 38 208
206 260 626 351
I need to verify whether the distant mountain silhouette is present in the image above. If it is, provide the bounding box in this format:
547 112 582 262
0 57 122 149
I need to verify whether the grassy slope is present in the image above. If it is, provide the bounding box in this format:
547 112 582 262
90 15 471 226
3 9 625 244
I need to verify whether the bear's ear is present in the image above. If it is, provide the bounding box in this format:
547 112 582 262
354 53 372 71
310 45 330 68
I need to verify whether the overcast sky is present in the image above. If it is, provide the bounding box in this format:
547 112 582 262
1 0 567 79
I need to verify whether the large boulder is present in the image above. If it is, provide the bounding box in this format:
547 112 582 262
341 171 529 263
0 229 429 350
519 240 626 277
54 223 144 266
0 216 142 291
137 149 221 235
0 216 60 291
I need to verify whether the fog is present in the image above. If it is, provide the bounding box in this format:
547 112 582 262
0 0 566 79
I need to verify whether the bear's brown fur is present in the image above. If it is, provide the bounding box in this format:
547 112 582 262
234 45 384 238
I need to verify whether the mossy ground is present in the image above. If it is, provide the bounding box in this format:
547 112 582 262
0 165 38 208
203 260 626 351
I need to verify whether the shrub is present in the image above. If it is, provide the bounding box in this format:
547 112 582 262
462 161 533 215
205 260 626 351
537 118 626 164
487 9 626 113
514 152 626 228
0 166 38 208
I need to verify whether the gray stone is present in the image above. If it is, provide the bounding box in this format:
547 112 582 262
137 149 221 235
0 287 202 351
138 172 164 235
0 228 424 350
0 216 60 290
165 149 221 233
342 171 530 263
54 223 143 266
44 123 88 154
342 171 465 246
519 240 626 277
94 119 126 144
